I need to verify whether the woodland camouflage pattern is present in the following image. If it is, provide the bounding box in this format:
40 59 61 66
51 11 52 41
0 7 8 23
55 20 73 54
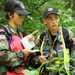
0 27 24 75
35 27 75 75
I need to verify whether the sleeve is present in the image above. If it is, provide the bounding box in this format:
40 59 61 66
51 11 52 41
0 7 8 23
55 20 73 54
69 30 75 40
68 30 75 67
0 50 24 67
68 30 75 50
25 52 41 68
0 33 24 67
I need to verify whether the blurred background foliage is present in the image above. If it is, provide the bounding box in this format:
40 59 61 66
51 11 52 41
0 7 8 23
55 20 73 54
0 0 75 74
0 0 75 35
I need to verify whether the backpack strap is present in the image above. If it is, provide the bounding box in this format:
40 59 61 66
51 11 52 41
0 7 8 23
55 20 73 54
2 26 12 37
62 27 69 44
2 26 12 44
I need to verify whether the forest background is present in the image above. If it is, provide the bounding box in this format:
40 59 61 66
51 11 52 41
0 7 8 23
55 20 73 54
0 0 75 74
0 0 75 36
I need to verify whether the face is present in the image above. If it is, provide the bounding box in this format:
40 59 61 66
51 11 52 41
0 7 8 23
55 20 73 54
44 14 60 30
9 12 25 28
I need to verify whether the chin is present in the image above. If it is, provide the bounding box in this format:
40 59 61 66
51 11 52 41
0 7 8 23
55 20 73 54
19 23 23 25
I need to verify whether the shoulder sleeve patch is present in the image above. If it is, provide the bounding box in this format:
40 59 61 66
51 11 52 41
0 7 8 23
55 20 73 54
0 35 6 39
0 29 5 32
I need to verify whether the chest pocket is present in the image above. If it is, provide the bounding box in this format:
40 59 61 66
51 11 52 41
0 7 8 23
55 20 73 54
55 42 63 57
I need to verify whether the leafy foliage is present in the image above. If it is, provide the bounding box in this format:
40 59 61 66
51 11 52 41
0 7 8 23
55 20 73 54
0 0 75 74
0 0 75 34
22 69 39 75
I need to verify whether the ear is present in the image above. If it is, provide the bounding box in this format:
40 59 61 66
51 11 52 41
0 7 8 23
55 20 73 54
43 19 46 24
8 12 13 19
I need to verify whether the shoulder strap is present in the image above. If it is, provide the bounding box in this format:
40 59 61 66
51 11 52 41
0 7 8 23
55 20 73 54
62 27 69 43
2 26 12 37
40 31 48 55
40 32 46 41
2 26 12 45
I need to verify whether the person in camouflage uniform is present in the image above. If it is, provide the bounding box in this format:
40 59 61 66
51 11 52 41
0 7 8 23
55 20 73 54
27 8 75 75
0 0 35 75
37 8 75 75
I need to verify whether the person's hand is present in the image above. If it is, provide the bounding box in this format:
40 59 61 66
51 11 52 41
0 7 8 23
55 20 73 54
22 49 34 57
29 30 38 42
39 56 47 64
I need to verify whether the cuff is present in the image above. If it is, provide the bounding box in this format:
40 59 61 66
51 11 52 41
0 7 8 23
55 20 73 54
16 50 24 58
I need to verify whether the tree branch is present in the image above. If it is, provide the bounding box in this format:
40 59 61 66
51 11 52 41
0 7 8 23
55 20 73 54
35 0 48 9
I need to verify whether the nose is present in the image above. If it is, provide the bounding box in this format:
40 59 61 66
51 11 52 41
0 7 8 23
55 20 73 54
52 20 56 24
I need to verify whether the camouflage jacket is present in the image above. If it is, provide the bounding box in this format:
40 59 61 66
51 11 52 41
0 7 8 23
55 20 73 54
0 25 25 75
30 26 75 75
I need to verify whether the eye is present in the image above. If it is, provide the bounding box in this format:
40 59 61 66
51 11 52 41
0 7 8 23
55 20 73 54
18 14 23 16
47 17 52 20
55 16 59 19
54 15 60 19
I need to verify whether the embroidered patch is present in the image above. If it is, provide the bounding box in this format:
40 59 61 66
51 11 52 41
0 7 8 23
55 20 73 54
0 29 5 32
48 8 53 11
0 35 6 39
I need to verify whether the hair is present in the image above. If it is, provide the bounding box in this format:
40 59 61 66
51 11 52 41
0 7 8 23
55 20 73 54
5 12 14 19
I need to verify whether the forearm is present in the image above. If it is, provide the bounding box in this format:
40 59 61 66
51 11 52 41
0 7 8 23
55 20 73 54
0 50 24 67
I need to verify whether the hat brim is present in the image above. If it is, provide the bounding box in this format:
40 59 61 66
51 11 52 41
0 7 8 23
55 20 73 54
15 9 31 15
44 12 59 19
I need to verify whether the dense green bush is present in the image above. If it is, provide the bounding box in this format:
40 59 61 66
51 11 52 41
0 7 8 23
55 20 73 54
0 0 75 34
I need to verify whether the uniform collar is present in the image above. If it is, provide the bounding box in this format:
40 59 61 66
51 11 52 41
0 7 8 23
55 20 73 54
5 24 19 35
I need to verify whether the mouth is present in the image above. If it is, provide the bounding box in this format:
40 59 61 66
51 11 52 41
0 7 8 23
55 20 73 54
52 25 56 26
